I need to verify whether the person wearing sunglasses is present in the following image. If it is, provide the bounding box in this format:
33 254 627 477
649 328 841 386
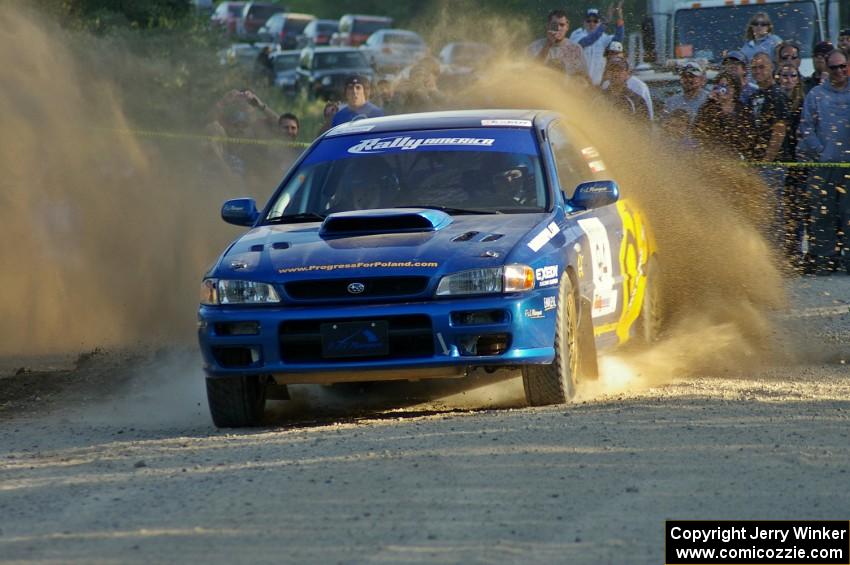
740 12 782 65
797 49 850 273
804 41 834 93
692 72 753 160
776 63 807 266
569 3 625 86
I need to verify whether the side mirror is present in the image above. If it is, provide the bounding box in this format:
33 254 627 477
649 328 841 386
568 180 619 211
221 198 259 226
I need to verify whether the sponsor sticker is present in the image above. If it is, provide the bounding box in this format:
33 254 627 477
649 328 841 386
348 136 495 155
524 308 544 319
578 217 617 318
278 260 438 274
481 119 533 127
527 222 560 252
543 296 557 311
535 265 559 287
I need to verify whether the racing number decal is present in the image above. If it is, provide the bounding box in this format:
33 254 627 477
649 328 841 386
577 217 617 318
614 200 650 342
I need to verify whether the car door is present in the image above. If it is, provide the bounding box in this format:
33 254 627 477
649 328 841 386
546 120 625 339
547 119 651 345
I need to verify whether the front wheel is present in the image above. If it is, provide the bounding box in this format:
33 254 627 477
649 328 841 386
522 273 592 406
205 375 268 428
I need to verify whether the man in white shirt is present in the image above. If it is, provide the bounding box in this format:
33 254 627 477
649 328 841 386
569 3 625 86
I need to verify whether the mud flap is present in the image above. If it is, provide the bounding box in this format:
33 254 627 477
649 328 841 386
577 297 599 379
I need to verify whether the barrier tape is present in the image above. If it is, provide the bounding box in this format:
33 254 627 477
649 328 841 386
95 126 850 167
747 161 850 169
92 126 312 149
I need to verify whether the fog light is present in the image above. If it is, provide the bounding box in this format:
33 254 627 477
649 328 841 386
457 334 510 356
214 322 260 336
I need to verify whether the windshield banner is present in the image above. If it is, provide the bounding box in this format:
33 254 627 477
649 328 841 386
302 128 539 165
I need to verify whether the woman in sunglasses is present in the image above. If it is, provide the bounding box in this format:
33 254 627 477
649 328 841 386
692 71 754 160
740 12 782 64
776 63 807 266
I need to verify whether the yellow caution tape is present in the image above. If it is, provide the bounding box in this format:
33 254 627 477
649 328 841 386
93 126 850 167
93 126 312 148
747 161 850 168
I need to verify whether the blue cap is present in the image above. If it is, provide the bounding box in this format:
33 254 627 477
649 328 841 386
723 50 747 64
586 8 600 18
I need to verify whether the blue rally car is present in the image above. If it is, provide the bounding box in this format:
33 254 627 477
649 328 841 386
198 110 660 427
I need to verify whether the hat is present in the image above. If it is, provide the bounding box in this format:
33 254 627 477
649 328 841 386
681 61 705 76
840 28 850 37
722 50 747 64
813 41 834 57
586 8 600 19
607 41 624 54
345 75 369 88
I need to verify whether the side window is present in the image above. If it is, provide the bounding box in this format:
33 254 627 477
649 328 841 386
547 121 601 198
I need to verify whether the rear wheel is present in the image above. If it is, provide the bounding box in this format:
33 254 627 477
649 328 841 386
522 273 591 406
205 375 268 428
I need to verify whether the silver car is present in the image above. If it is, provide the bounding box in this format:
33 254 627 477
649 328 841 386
361 29 428 74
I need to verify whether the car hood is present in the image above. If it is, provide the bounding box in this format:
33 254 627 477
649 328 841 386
214 210 549 285
312 68 373 77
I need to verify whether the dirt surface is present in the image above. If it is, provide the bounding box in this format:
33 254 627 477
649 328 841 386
1 275 849 564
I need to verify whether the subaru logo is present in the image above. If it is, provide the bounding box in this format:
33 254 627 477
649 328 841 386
347 282 366 295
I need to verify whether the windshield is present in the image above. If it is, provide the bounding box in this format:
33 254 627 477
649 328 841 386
352 19 391 35
248 5 282 20
227 5 243 17
385 33 424 46
316 21 337 32
315 51 369 69
264 128 546 220
674 1 819 62
273 54 299 71
284 17 312 33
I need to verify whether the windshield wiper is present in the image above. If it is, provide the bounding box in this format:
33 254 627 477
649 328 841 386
265 212 326 224
393 205 502 215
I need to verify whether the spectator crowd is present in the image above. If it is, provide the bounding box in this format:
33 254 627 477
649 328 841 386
209 7 850 275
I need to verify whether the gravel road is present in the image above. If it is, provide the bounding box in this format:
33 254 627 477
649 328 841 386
1 275 848 564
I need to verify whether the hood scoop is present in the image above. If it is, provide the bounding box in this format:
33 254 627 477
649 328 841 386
320 208 453 237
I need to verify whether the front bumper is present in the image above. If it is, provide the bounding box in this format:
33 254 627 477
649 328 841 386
197 293 558 381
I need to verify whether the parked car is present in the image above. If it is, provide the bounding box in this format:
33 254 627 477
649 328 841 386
331 14 393 47
361 29 428 75
238 2 285 41
258 12 315 49
438 41 494 89
219 42 278 69
210 1 245 36
296 19 339 48
295 47 374 100
270 50 301 96
198 109 660 427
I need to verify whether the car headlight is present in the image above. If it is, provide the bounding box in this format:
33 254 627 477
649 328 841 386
321 76 332 86
200 279 281 305
435 265 535 296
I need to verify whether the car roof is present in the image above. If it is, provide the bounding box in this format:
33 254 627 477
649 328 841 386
326 110 552 136
343 14 393 21
307 46 364 53
283 13 315 20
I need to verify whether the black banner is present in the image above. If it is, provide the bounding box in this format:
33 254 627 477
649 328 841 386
666 521 850 564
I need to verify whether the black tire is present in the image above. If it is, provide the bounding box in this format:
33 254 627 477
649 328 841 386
205 375 267 428
637 256 663 344
522 273 590 406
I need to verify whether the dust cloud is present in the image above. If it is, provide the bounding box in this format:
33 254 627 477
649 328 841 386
0 4 794 407
455 51 788 394
0 6 258 356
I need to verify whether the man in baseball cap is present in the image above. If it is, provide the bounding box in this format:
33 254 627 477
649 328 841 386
331 75 384 127
569 2 626 85
661 60 708 129
723 50 757 103
804 41 834 92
